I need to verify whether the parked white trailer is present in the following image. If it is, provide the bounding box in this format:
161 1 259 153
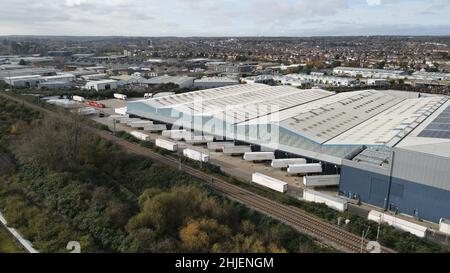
243 152 275 161
108 114 129 120
155 139 178 152
287 163 322 174
130 131 150 141
207 142 235 151
368 210 428 238
303 189 347 212
222 146 251 155
271 158 307 169
77 107 96 116
260 146 275 152
303 175 340 187
126 119 145 126
115 107 127 115
252 173 288 193
183 149 209 162
120 118 141 124
114 93 127 100
439 219 450 235
185 135 215 144
130 120 154 128
162 130 191 140
72 95 85 102
144 124 167 132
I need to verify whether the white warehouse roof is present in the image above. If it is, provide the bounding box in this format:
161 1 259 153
194 76 238 83
127 83 449 164
86 79 118 84
135 83 334 124
143 75 195 86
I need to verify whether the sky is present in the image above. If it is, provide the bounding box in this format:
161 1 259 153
0 0 449 36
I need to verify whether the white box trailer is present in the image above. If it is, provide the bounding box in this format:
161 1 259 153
115 107 127 115
185 135 215 144
207 142 235 151
72 95 85 102
77 107 97 116
114 93 127 100
368 211 428 238
303 175 340 187
222 146 251 155
130 131 150 141
162 130 191 140
243 152 275 161
303 189 347 212
439 219 450 235
252 173 288 193
126 119 145 126
155 139 178 152
183 148 209 162
271 158 307 168
287 163 322 174
130 120 154 128
260 146 274 152
108 114 129 120
144 124 167 132
120 118 140 124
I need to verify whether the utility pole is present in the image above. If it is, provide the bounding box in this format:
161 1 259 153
376 214 382 242
361 226 370 253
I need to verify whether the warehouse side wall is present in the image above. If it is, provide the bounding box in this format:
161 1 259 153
340 165 450 223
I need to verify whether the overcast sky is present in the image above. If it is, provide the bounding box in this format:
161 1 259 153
0 0 449 36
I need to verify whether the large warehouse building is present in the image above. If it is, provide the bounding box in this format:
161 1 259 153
127 83 450 223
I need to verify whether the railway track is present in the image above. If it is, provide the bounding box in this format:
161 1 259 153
0 92 396 253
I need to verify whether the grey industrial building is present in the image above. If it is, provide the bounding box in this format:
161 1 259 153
340 100 450 223
126 84 450 223
193 77 239 89
142 75 195 89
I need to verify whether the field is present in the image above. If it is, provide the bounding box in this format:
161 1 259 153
0 225 24 253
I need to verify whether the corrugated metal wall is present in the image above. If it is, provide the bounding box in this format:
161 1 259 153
393 148 450 192
340 162 450 223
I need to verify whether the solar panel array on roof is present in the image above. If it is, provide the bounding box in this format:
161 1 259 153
418 106 450 139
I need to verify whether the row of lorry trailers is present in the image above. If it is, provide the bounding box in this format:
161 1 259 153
110 124 341 192
152 130 342 187
122 128 434 238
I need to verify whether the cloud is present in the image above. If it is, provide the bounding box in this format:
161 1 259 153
0 0 448 36
64 0 88 7
366 0 381 6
